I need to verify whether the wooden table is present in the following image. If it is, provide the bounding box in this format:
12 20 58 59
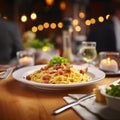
0 74 119 120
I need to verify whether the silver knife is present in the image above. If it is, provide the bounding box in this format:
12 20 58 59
0 67 14 80
53 93 94 115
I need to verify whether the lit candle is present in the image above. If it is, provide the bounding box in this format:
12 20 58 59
19 56 34 66
99 57 119 72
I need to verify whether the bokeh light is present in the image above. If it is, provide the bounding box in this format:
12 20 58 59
45 0 54 6
38 24 44 31
21 15 27 22
85 19 91 26
50 23 56 29
79 12 85 19
30 12 37 20
98 16 104 22
60 1 66 10
32 26 37 32
43 22 49 29
57 22 63 28
72 19 79 26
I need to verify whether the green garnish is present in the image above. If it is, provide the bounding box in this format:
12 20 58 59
49 56 68 65
106 84 120 97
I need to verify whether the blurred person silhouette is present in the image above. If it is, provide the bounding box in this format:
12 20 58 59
87 0 120 53
0 15 23 64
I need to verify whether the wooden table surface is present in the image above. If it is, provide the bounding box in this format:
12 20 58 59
0 72 119 120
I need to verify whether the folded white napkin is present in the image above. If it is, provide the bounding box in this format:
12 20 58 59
63 94 120 120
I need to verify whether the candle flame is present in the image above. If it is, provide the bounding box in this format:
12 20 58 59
23 56 29 61
107 57 111 64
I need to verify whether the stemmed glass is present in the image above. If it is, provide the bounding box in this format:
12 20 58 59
79 41 97 66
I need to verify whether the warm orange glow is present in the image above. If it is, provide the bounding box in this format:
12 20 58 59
60 1 66 10
79 12 85 19
45 0 54 6
72 19 78 26
106 57 111 64
3 16 8 20
38 24 44 31
50 23 56 29
19 56 34 65
98 16 104 22
90 18 96 24
75 26 81 32
43 22 49 29
85 20 91 26
58 22 63 28
32 26 37 33
106 14 110 20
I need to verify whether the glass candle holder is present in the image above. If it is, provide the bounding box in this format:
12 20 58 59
99 52 120 72
17 50 35 66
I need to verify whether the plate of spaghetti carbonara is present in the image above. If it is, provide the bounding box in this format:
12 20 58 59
12 64 105 90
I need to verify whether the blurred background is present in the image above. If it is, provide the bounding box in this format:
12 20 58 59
0 0 112 37
0 0 115 60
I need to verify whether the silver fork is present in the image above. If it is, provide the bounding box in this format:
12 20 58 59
0 67 14 80
53 93 94 115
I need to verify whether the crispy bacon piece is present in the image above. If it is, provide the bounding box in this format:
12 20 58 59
42 75 51 83
57 69 64 75
42 75 51 80
26 75 31 80
80 67 88 74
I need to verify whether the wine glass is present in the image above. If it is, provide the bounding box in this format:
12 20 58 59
79 41 97 66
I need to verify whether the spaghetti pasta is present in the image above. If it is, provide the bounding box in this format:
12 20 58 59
26 63 91 84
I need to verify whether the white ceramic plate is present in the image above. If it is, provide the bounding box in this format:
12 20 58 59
12 65 105 90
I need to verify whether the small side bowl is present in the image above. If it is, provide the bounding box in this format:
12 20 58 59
101 88 120 111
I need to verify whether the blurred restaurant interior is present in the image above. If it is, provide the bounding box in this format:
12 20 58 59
0 0 112 37
0 1 120 120
0 0 117 63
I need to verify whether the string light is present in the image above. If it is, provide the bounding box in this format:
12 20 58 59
75 26 81 32
30 12 37 20
50 23 56 29
90 18 96 24
72 19 79 26
106 14 110 20
85 19 91 26
29 14 111 33
79 12 85 19
57 22 63 28
21 11 111 33
98 16 104 22
38 24 44 31
43 22 49 29
32 26 37 32
21 15 27 22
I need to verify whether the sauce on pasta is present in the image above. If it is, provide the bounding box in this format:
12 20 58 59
26 63 91 84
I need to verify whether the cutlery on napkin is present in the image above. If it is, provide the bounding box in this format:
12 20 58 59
63 94 120 120
0 64 28 80
0 67 14 80
53 93 94 115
